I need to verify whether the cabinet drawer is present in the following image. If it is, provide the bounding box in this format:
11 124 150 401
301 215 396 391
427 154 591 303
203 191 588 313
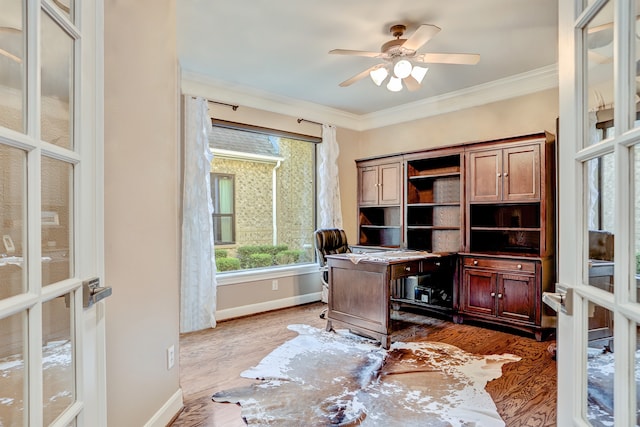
464 257 536 273
390 261 421 279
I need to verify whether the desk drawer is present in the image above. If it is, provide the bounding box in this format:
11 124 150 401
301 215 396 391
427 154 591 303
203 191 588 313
391 261 421 279
463 257 536 273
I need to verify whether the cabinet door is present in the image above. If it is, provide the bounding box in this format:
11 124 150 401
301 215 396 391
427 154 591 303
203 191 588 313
468 149 501 202
503 144 540 201
461 267 496 317
497 273 536 324
358 166 379 205
378 162 401 205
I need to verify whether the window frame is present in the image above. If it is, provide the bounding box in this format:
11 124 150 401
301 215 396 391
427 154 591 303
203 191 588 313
211 172 236 245
209 120 320 276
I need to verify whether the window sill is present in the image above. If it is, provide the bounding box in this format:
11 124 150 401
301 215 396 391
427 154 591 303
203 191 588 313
216 263 320 286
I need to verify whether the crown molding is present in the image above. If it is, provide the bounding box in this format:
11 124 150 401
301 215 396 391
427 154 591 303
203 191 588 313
360 64 559 130
181 64 558 132
181 70 360 130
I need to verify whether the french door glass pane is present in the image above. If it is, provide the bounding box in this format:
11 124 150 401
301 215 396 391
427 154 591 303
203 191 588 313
586 302 615 425
42 294 74 425
636 145 640 302
586 1 614 141
586 154 615 291
636 323 640 424
0 311 26 426
41 10 74 149
0 0 25 133
42 157 73 285
0 144 26 298
634 1 640 131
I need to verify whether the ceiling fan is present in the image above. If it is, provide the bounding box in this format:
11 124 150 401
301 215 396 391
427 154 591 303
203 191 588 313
329 24 480 92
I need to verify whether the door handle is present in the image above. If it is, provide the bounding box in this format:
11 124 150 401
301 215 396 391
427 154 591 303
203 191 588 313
83 277 113 308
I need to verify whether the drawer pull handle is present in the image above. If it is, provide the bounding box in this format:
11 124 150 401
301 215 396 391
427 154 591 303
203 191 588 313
497 173 502 177
435 262 440 266
405 266 411 272
490 292 496 297
473 260 478 265
517 264 522 269
498 293 503 299
504 172 508 177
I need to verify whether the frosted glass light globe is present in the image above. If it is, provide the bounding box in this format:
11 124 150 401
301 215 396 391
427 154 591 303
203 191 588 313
369 67 389 86
387 76 403 92
393 59 412 79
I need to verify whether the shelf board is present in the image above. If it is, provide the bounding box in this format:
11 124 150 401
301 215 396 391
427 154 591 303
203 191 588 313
470 226 541 232
360 225 401 229
406 225 460 230
406 202 460 207
391 297 452 311
408 171 460 180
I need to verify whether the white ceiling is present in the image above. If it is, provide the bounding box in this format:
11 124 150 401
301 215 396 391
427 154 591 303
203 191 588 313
177 0 558 117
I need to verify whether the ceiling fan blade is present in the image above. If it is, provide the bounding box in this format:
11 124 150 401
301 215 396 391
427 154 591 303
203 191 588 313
329 49 381 58
403 75 421 92
415 52 480 65
402 24 441 51
339 64 381 87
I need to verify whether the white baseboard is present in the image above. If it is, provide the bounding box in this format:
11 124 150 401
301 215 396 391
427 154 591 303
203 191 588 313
143 388 183 427
216 292 322 321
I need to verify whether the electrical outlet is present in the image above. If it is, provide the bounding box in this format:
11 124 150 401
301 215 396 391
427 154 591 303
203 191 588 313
272 280 278 291
167 345 175 370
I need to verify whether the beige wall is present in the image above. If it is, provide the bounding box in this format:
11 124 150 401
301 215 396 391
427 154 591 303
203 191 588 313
104 1 181 426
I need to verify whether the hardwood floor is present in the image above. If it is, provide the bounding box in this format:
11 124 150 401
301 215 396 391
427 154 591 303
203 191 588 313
171 302 557 426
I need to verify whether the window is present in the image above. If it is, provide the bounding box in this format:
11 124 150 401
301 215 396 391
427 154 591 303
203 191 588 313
211 173 235 244
209 124 318 272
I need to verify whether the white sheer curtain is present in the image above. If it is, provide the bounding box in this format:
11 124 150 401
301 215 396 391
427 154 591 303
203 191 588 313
180 96 217 333
318 124 343 229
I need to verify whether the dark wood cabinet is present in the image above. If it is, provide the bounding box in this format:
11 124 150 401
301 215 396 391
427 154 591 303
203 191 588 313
466 134 554 258
461 256 540 336
357 158 402 248
468 143 540 202
350 132 556 341
358 160 401 205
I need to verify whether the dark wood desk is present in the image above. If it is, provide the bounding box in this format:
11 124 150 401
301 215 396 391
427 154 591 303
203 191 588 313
325 251 452 348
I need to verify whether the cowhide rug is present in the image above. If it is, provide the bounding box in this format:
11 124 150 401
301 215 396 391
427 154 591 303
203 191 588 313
212 324 520 426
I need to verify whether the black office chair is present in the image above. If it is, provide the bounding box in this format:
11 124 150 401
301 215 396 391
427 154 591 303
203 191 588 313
314 228 351 319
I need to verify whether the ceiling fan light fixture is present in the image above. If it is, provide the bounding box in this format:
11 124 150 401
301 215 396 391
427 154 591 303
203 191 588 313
393 59 412 79
387 76 403 92
411 66 428 84
369 67 389 86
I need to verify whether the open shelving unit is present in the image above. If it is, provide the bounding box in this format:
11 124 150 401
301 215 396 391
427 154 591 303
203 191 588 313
358 206 402 247
468 203 541 255
405 153 463 253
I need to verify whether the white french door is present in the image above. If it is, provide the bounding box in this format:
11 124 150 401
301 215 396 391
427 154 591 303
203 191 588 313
0 1 104 426
558 0 640 425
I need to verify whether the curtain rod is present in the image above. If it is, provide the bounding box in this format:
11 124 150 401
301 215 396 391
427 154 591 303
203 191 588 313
210 100 239 111
189 96 239 111
297 118 322 126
